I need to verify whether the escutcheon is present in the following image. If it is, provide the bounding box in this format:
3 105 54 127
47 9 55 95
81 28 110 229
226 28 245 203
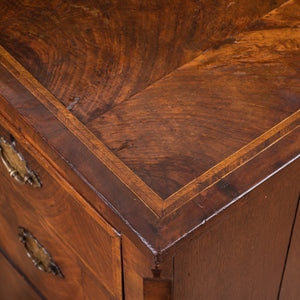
18 227 64 278
0 137 41 187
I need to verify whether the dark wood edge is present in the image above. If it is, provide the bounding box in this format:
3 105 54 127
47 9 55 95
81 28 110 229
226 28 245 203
0 42 299 255
1 44 299 218
1 93 299 256
0 117 124 297
159 127 300 254
0 247 47 300
163 110 300 214
0 45 164 217
0 105 157 257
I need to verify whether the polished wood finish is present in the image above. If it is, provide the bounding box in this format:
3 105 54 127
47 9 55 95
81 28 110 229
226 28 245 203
122 235 173 299
0 124 122 299
0 0 298 252
0 70 156 256
280 196 300 299
0 251 42 300
122 236 154 300
87 0 300 200
0 0 299 298
0 0 285 123
143 279 172 300
158 127 300 251
171 158 300 299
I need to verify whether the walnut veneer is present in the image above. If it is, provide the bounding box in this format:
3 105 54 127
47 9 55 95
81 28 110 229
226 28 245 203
0 0 299 299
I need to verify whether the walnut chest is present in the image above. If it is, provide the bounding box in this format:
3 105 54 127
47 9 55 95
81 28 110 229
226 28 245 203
0 0 299 299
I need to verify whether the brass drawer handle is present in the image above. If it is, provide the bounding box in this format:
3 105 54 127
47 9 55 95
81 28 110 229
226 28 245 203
0 137 41 187
18 227 64 278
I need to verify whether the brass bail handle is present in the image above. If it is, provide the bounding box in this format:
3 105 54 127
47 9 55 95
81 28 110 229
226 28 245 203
0 147 32 185
0 137 41 187
17 227 64 278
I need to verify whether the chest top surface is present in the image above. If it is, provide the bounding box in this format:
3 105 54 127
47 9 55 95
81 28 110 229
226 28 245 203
0 0 299 253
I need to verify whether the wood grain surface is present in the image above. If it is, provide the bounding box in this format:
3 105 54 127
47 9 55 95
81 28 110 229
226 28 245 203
0 2 299 298
0 0 285 124
0 0 299 210
171 158 300 299
0 0 299 255
88 0 300 199
0 251 42 300
122 236 154 300
122 235 174 300
143 279 172 300
0 124 122 299
0 95 159 260
0 55 164 217
280 195 300 299
158 130 300 252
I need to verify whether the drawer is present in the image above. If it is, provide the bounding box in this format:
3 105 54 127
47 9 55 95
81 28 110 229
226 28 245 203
0 121 122 299
0 250 42 300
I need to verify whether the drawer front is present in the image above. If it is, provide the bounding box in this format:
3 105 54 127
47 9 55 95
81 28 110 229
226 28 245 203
0 250 42 300
0 121 122 299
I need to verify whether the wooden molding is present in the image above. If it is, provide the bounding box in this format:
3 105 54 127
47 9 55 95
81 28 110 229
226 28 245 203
0 0 299 253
